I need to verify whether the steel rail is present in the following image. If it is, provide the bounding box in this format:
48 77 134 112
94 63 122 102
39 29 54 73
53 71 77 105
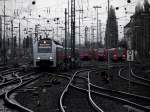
0 68 23 83
71 84 150 111
88 71 104 112
4 72 42 112
75 73 150 101
59 69 91 112
4 74 33 112
56 71 150 101
118 68 150 87
53 70 150 112
0 72 36 96
91 83 150 101
131 69 150 83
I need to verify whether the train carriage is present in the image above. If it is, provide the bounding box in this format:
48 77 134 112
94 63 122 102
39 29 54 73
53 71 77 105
64 48 80 67
79 48 92 61
108 48 127 62
33 38 64 68
108 48 118 62
94 48 106 61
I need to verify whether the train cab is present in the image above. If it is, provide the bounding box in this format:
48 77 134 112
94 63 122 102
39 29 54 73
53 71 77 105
35 38 54 67
122 48 127 61
113 48 118 62
79 49 91 61
33 38 64 68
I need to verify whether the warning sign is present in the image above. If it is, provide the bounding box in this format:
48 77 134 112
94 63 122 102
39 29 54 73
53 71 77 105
127 50 134 61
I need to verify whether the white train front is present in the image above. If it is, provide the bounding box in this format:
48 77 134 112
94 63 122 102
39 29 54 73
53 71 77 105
33 38 64 68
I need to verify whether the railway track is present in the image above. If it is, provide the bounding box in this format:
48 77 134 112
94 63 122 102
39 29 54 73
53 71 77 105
118 67 150 87
4 72 42 112
58 70 113 112
2 66 148 112
56 68 150 112
0 70 43 112
131 69 150 84
59 69 100 112
82 71 150 111
77 71 150 111
0 67 24 83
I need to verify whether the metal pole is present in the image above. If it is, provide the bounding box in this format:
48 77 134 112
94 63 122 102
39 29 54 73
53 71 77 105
35 25 36 40
52 28 54 40
108 0 110 20
145 17 149 57
99 20 102 45
107 0 110 48
96 8 99 48
7 38 9 48
91 26 93 48
0 16 2 50
14 36 16 57
93 6 101 48
79 11 81 49
19 22 21 57
68 0 70 46
107 0 110 80
76 9 83 49
3 0 6 64
11 20 14 59
91 26 95 48
71 0 75 68
65 8 67 68
57 21 58 41
85 26 88 47
128 61 131 91
23 37 25 55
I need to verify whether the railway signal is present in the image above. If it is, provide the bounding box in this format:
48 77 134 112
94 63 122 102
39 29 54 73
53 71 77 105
32 1 36 5
127 50 134 61
127 0 131 3
127 49 134 92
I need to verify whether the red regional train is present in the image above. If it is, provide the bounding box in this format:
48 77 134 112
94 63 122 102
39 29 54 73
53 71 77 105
106 48 127 62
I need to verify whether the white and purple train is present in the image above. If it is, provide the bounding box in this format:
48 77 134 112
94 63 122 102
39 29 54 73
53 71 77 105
33 38 64 68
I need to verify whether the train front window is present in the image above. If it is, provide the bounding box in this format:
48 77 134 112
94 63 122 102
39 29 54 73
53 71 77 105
38 40 52 53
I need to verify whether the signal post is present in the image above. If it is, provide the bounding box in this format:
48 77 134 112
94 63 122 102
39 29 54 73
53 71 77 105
127 49 134 91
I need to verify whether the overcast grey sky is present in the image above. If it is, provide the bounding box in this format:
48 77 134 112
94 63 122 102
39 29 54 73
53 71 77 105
0 0 149 43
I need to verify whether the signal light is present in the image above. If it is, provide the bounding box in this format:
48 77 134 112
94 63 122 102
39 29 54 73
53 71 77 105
127 0 131 3
32 1 36 5
116 7 119 10
47 20 49 23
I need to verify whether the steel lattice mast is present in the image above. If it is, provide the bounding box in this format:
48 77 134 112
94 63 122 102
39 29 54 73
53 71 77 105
71 0 75 68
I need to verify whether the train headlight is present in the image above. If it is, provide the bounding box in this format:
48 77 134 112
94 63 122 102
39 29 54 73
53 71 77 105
113 54 117 57
122 54 125 57
37 56 40 60
49 56 53 60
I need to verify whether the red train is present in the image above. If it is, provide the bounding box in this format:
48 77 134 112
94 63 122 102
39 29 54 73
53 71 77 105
106 48 127 62
93 48 107 61
79 48 92 61
63 47 127 64
91 48 127 62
